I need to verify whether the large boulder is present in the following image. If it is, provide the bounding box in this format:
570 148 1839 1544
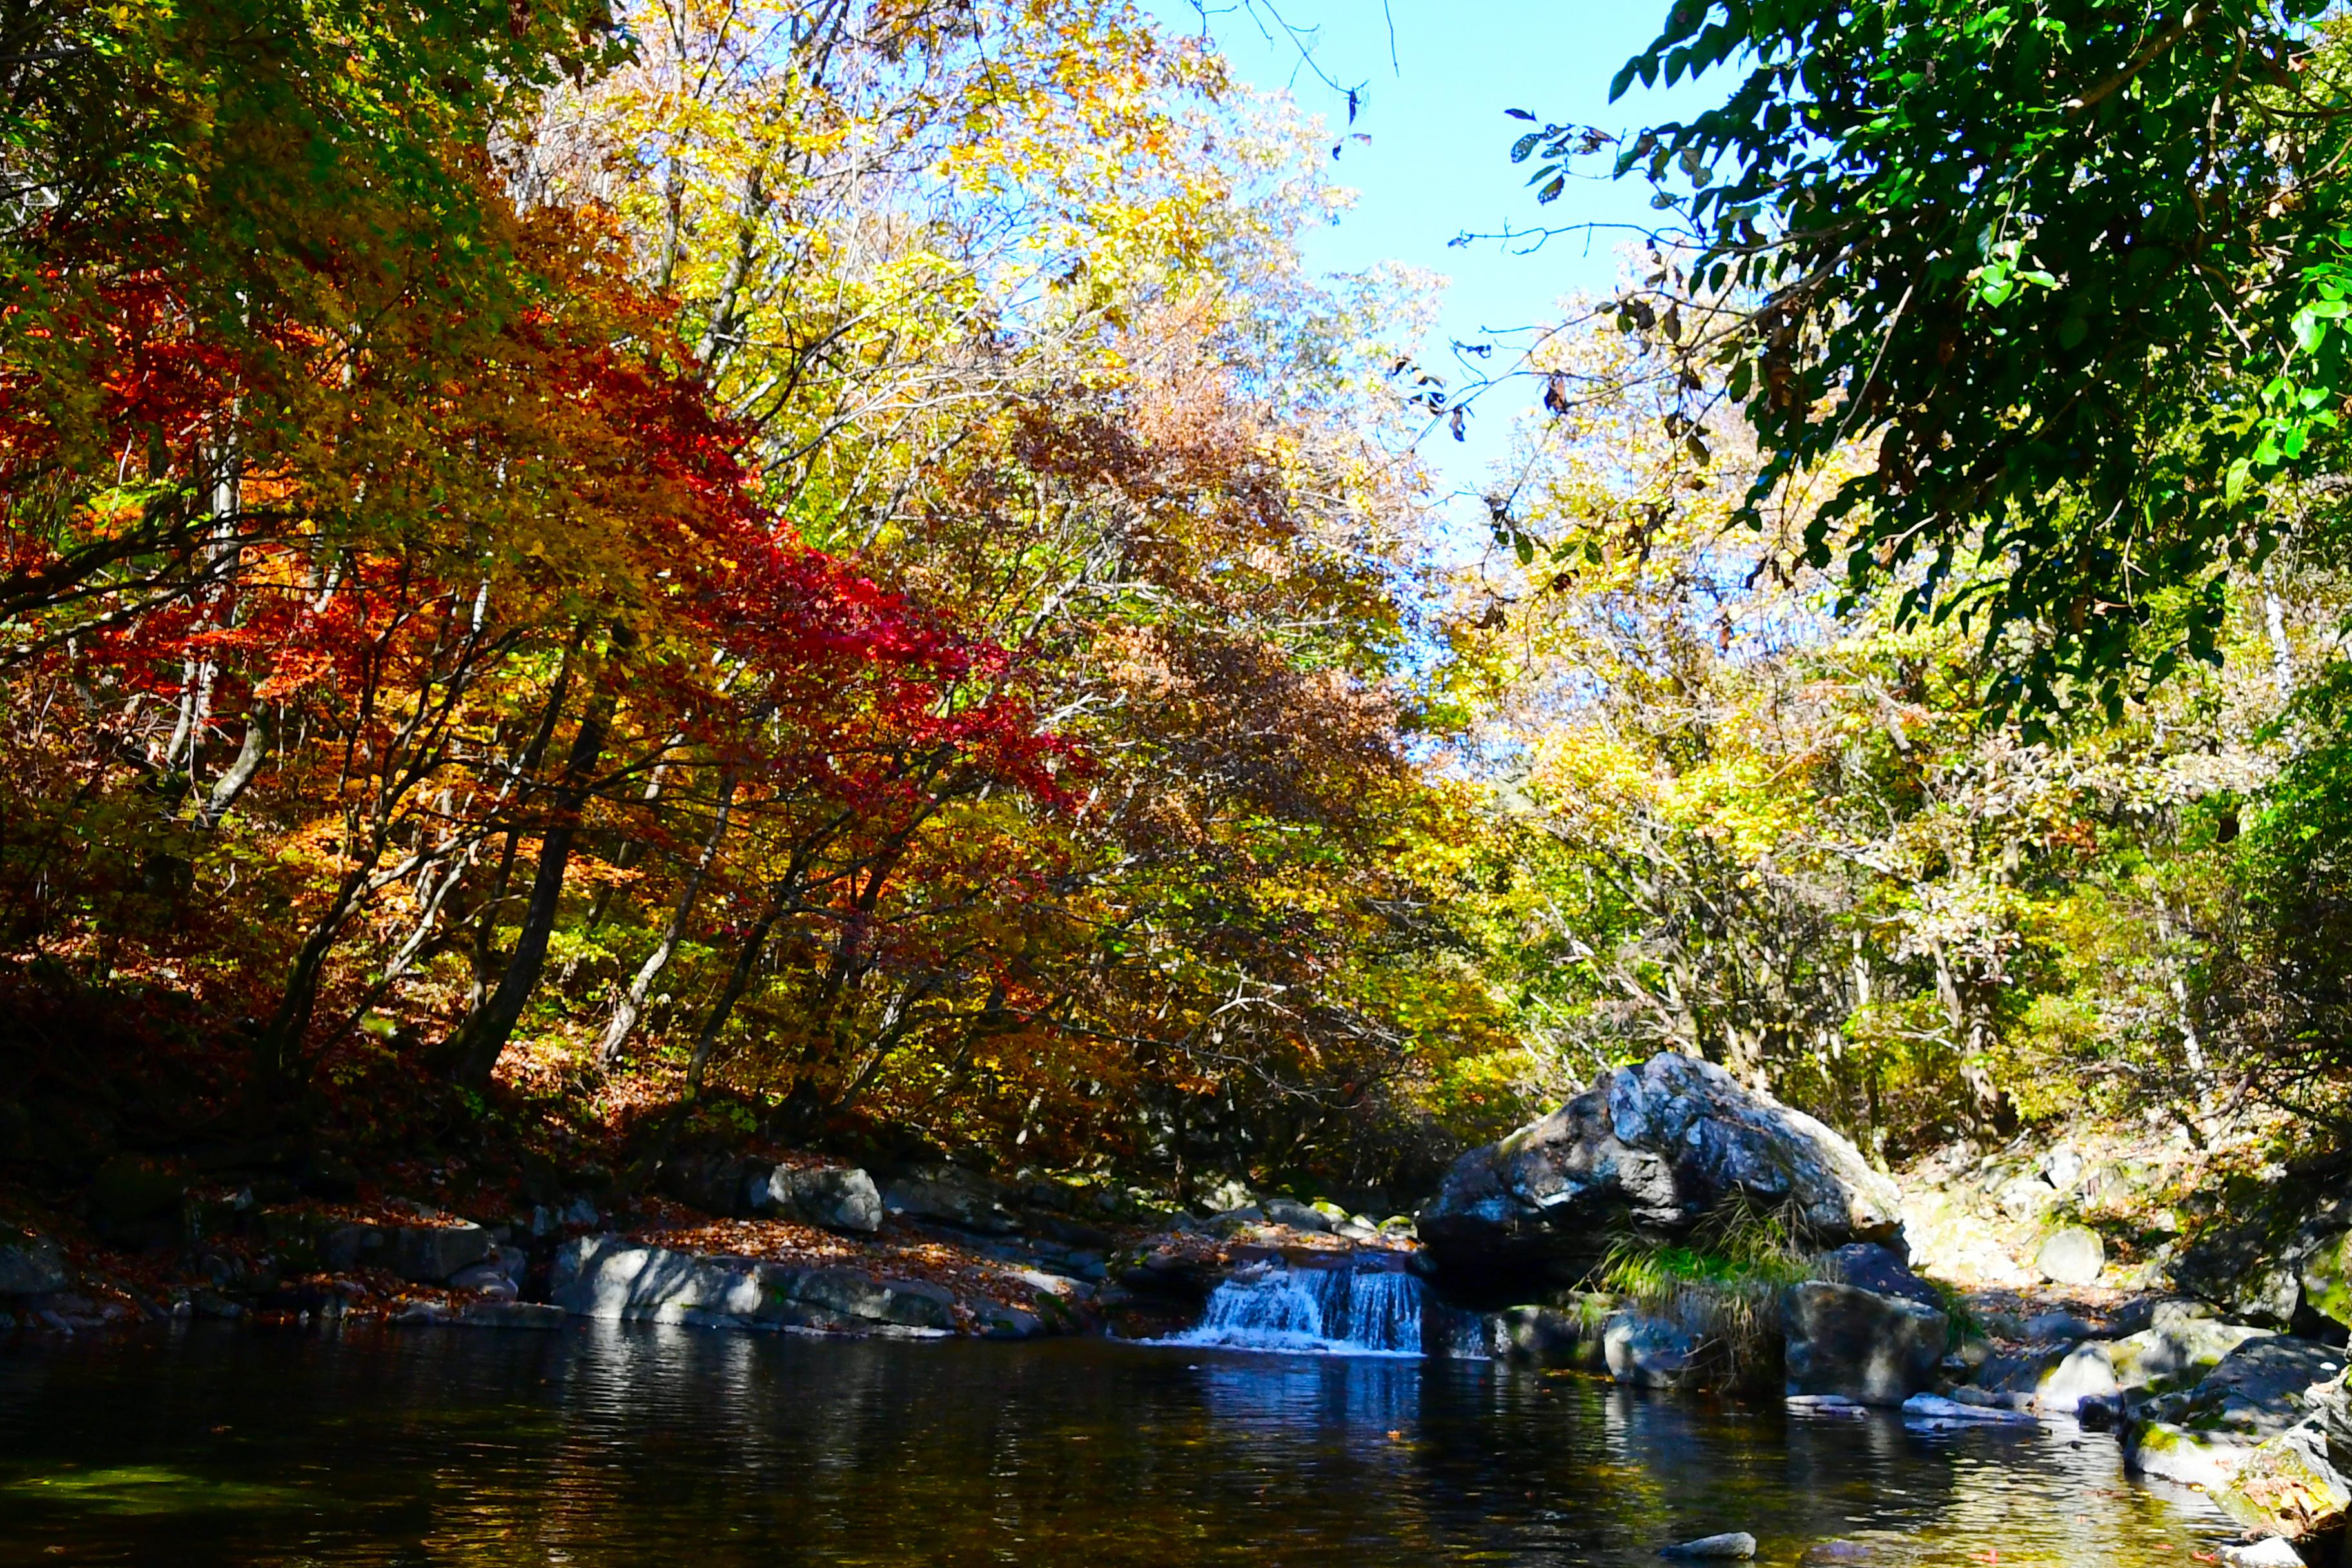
1416 1053 1904 1291
1484 1295 1615 1369
1983 1303 2276 1413
753 1166 884 1235
549 1235 956 1333
2035 1226 2106 1286
1783 1281 1948 1407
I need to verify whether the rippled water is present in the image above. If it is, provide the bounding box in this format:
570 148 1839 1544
0 1323 2236 1566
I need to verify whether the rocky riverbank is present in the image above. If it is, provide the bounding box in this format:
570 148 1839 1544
8 1050 2351 1558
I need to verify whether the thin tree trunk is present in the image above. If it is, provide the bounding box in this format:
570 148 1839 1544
195 705 271 829
449 677 617 1088
597 769 736 1070
681 897 787 1099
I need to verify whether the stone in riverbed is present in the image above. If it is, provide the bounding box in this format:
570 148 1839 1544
2125 1338 2351 1538
1416 1052 1905 1292
1658 1533 1756 1560
1899 1393 2038 1426
1259 1197 1334 1233
1783 1282 1947 1407
395 1300 565 1329
1816 1243 1943 1309
1484 1295 1614 1369
2221 1539 2307 1568
2022 1309 2097 1344
2035 1225 2106 1286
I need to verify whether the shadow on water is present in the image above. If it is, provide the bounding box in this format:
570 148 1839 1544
0 1323 2233 1566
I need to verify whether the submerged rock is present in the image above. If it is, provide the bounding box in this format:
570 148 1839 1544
1783 1281 1947 1407
1416 1053 1904 1291
1899 1392 2037 1426
1659 1533 1757 1560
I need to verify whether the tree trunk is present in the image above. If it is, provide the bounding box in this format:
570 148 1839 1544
448 680 616 1088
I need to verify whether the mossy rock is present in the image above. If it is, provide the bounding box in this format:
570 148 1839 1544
2298 1230 2352 1331
2213 1430 2351 1541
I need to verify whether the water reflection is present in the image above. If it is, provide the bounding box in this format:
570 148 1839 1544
0 1324 2231 1567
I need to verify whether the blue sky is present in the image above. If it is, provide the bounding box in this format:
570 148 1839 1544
1144 1 1721 508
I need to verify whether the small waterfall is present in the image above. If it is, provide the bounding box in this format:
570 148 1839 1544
1161 1264 1482 1357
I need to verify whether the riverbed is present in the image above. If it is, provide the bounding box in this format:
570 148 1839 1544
0 1324 2234 1566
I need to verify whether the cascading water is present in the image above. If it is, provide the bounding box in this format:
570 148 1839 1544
1159 1264 1484 1357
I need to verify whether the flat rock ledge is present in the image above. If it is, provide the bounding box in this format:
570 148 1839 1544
549 1235 962 1337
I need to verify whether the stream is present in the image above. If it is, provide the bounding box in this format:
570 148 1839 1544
0 1322 2237 1567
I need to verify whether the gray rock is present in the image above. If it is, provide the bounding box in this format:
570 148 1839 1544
1484 1296 1614 1369
1260 1197 1333 1233
0 1231 67 1295
882 1164 1021 1235
448 1261 520 1300
322 1220 494 1283
754 1166 884 1234
456 1302 565 1330
979 1304 1044 1340
1901 1392 2037 1426
1783 1281 1947 1407
1417 1053 1905 1289
2022 1309 2096 1344
549 1235 956 1333
2175 1222 2307 1327
2104 1311 2273 1393
1816 1243 1943 1309
2125 1337 2352 1535
2220 1541 2305 1568
1605 1311 1704 1390
2035 1226 2106 1286
2030 1341 2122 1413
2141 1337 2348 1443
1994 1173 2062 1223
1660 1533 1757 1560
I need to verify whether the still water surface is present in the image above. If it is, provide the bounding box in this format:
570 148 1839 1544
0 1324 2231 1566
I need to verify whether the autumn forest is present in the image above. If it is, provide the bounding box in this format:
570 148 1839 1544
8 0 2352 1224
